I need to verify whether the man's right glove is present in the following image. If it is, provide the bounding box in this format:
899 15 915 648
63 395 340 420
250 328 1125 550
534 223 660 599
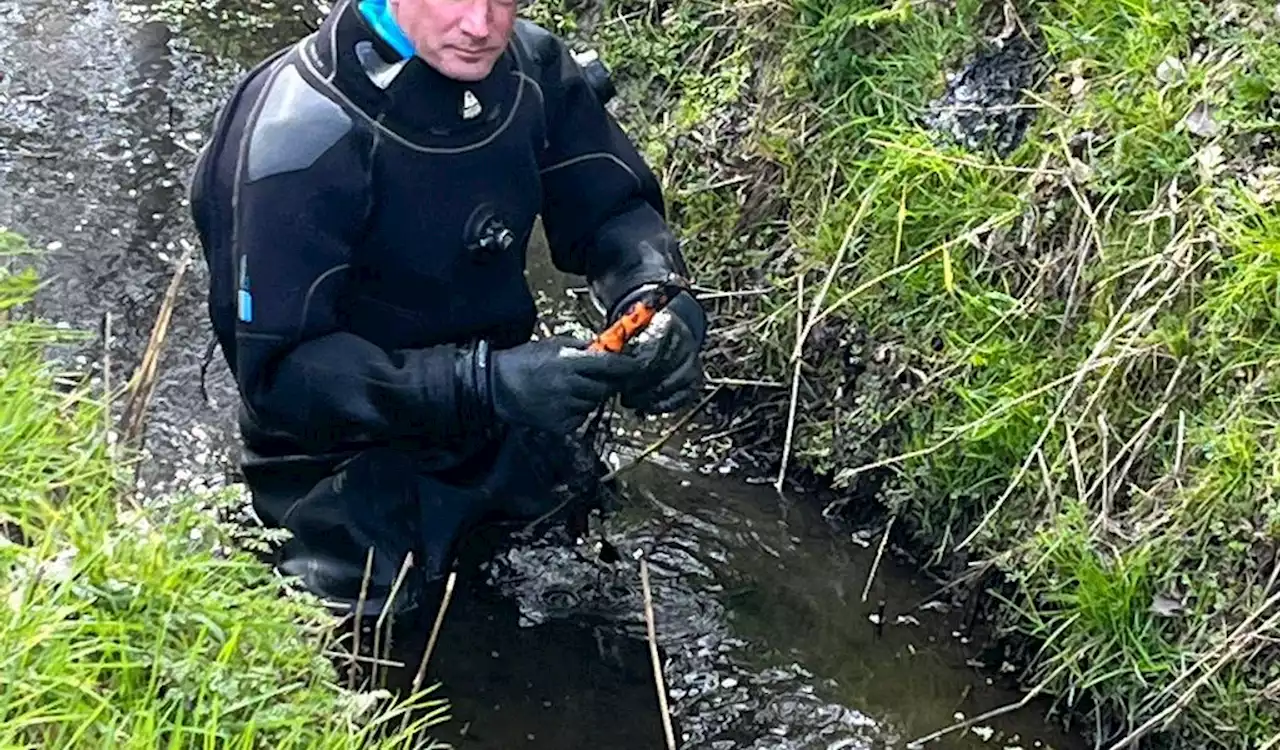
485 336 644 434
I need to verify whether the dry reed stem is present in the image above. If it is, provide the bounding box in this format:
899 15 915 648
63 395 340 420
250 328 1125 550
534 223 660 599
348 547 376 690
804 211 1019 338
119 239 195 490
704 376 785 388
957 234 1204 550
371 553 415 688
101 311 112 455
640 556 678 750
790 179 880 361
869 137 1065 176
776 273 804 494
397 570 461 737
862 516 895 603
834 355 1125 486
1137 589 1280 717
1109 600 1280 750
324 651 406 668
411 570 459 692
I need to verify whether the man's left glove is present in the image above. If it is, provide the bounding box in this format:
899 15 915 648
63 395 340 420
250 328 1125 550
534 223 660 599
611 288 707 415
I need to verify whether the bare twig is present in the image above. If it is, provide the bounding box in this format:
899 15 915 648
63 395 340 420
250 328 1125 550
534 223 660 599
704 376 786 389
908 660 1073 747
324 651 406 668
862 516 895 603
602 385 724 483
641 555 678 750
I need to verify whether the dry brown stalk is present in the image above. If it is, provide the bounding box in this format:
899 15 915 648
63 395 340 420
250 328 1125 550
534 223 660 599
640 555 678 750
120 239 196 475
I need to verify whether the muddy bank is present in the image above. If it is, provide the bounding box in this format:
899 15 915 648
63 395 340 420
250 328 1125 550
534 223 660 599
1 1 1090 748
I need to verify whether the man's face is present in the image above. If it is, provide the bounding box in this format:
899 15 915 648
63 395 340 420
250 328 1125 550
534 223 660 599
391 0 517 82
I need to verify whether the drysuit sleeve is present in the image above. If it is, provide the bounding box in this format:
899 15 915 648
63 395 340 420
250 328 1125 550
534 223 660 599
226 94 481 451
533 34 691 317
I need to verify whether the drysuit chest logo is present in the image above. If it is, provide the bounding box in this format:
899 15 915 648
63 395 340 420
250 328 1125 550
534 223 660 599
461 90 481 120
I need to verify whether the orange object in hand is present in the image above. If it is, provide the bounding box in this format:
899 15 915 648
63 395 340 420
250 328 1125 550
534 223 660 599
587 279 686 354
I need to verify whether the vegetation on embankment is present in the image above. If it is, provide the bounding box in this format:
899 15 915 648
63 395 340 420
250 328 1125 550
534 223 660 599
526 0 1280 746
0 229 445 747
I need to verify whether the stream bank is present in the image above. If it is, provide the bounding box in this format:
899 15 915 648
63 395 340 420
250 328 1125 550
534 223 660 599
525 0 1280 747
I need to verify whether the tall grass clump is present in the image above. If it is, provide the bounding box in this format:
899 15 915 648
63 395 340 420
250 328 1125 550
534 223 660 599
531 0 1280 746
0 229 447 748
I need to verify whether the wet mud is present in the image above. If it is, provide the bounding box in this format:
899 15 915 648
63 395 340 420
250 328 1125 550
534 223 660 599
0 2 1086 748
923 31 1042 157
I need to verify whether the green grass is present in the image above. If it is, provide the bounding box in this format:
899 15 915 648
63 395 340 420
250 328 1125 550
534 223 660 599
527 0 1280 746
0 230 447 748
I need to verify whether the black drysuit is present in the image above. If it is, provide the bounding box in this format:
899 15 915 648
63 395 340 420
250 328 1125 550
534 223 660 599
188 1 690 617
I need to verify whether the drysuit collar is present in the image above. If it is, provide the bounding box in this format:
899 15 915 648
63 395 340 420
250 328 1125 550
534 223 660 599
311 0 521 144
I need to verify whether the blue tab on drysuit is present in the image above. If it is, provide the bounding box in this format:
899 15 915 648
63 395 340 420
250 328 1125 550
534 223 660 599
358 0 416 60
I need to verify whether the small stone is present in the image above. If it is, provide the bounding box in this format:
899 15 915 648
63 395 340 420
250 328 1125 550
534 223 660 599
1156 56 1186 84
1184 101 1219 138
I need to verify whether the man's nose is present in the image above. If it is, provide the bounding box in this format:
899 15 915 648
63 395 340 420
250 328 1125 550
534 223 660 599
458 0 493 38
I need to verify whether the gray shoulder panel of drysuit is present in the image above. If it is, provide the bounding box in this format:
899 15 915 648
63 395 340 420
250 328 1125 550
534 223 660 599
246 62 353 183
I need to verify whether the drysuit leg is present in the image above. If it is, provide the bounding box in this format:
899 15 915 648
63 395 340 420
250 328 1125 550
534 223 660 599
246 448 454 618
241 429 609 621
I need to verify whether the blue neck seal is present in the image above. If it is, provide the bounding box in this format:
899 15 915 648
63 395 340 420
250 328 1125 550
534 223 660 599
357 0 416 60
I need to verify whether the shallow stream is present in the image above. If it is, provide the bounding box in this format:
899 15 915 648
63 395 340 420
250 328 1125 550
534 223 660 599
0 2 1085 747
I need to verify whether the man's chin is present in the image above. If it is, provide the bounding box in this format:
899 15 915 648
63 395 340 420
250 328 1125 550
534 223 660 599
437 54 499 82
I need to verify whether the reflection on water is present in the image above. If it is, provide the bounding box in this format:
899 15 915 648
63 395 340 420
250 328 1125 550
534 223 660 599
0 2 1085 749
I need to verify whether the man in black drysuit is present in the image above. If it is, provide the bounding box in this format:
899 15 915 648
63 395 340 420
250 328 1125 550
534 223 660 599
188 0 706 621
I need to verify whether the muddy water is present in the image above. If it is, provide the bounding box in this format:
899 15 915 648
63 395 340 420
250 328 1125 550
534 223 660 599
0 2 1084 748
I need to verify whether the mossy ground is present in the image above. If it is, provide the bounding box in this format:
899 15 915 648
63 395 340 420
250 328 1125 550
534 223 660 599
523 0 1280 746
0 230 446 747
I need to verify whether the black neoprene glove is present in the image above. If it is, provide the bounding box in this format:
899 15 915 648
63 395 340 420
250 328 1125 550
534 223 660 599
611 288 707 415
486 335 645 434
